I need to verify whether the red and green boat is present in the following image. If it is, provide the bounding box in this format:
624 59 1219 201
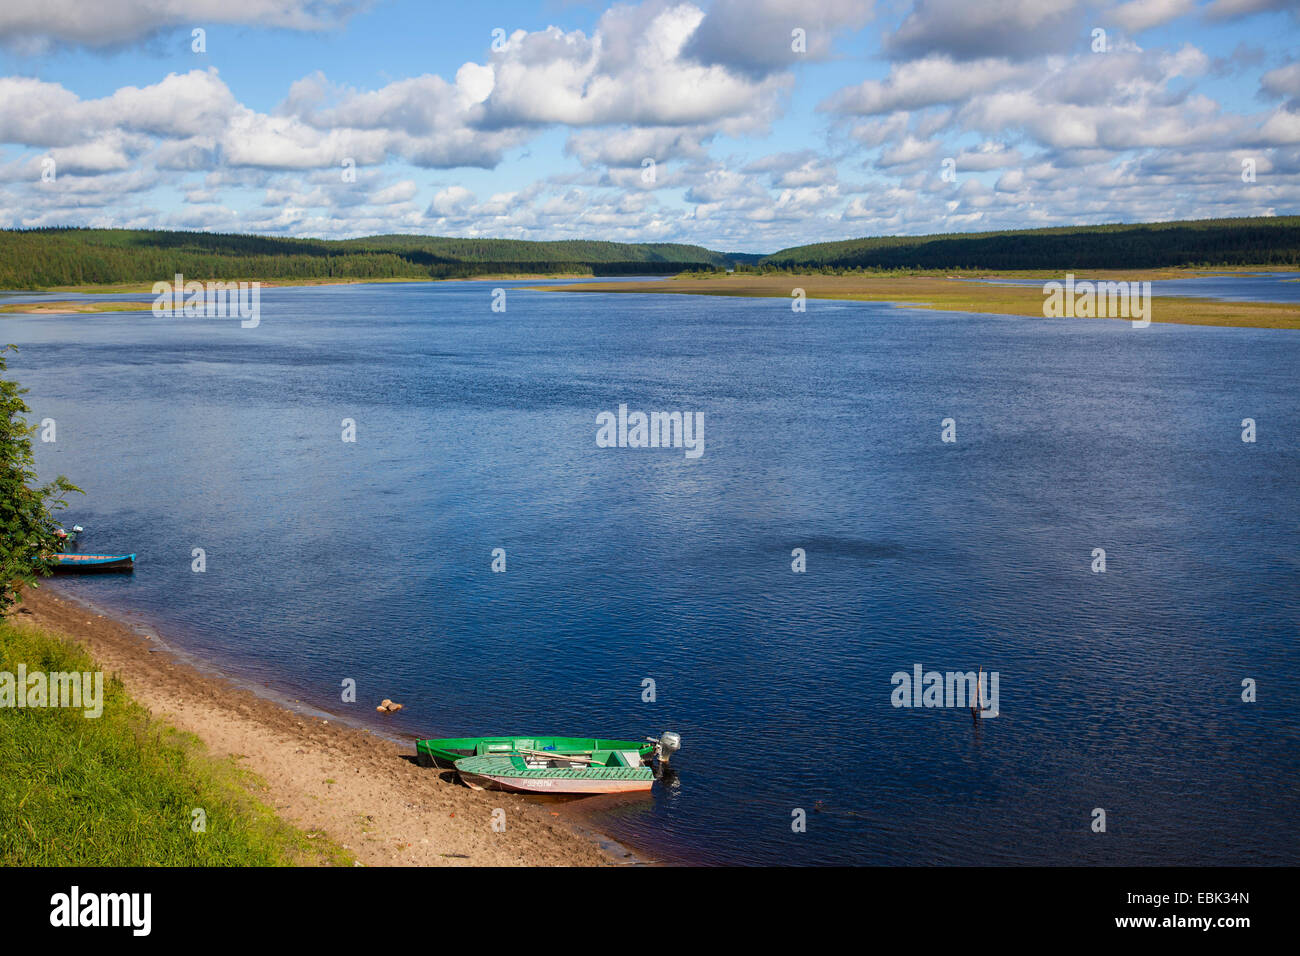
416 733 681 795
455 750 655 794
415 735 654 769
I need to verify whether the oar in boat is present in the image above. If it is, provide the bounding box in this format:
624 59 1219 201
516 748 597 764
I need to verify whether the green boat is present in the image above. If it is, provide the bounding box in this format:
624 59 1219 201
455 751 655 794
415 735 656 769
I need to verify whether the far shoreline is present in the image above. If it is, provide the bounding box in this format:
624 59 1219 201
0 273 642 298
528 269 1300 330
1 262 1295 293
0 274 643 315
4 267 1297 328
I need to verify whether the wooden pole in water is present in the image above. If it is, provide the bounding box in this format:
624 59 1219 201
972 666 982 720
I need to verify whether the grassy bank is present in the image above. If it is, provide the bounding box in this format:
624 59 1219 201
0 612 352 866
530 273 1300 330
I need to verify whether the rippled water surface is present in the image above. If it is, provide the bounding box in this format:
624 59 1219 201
9 279 1298 865
974 271 1300 303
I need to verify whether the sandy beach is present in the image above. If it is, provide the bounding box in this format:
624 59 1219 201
11 586 622 867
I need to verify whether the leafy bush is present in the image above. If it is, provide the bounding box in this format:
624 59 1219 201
0 346 80 614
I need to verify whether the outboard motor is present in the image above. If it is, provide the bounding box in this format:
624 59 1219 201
650 731 681 764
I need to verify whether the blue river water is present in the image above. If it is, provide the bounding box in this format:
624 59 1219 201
6 278 1298 865
971 271 1300 303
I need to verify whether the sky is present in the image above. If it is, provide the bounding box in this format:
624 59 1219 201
0 0 1297 253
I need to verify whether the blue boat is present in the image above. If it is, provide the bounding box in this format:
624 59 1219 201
52 553 135 573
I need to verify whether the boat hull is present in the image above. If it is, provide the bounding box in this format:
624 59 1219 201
458 768 653 795
52 554 135 574
416 735 653 769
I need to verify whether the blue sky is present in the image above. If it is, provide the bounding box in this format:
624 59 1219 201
0 0 1297 252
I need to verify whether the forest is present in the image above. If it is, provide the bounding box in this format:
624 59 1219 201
1 216 1296 288
0 229 752 288
757 216 1300 271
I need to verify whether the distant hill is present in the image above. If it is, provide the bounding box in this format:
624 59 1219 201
759 216 1300 271
0 228 753 288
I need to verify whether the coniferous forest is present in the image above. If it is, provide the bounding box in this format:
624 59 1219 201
759 216 1300 271
0 229 753 288
0 216 1296 288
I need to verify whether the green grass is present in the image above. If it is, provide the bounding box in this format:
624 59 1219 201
0 619 352 866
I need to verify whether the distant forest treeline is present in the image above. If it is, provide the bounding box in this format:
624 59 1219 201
758 216 1300 271
1 217 1296 288
0 228 755 288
